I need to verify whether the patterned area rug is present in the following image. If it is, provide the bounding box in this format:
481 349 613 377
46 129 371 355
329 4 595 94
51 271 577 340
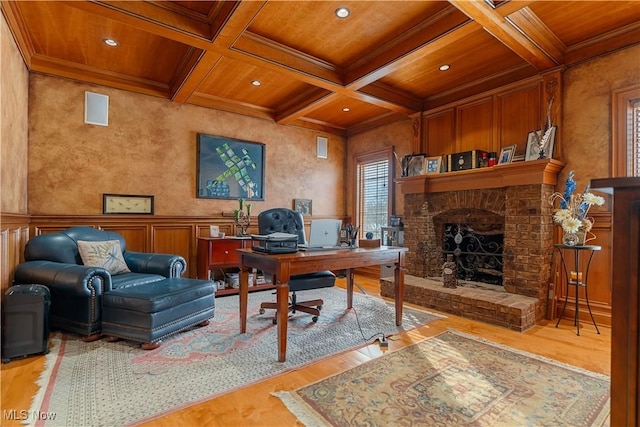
28 287 442 426
275 330 610 427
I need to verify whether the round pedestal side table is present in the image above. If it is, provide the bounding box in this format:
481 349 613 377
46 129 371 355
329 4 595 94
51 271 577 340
554 244 601 336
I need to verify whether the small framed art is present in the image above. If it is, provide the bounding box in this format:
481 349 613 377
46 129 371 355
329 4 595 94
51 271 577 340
407 154 426 176
293 199 312 216
525 126 557 161
103 194 154 214
497 145 516 165
425 156 443 174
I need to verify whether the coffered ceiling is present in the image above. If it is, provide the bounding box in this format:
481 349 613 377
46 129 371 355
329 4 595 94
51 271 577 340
3 1 639 136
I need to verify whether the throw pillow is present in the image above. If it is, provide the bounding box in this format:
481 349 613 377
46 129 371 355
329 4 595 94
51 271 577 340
77 240 131 275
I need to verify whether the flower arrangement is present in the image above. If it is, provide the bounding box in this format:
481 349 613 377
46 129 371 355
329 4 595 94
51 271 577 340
549 171 604 234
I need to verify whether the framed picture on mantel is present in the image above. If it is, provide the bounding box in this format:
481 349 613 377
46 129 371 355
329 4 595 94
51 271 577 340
407 154 426 176
497 145 516 165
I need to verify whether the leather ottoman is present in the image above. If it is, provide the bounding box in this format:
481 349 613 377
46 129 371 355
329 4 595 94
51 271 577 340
101 277 215 348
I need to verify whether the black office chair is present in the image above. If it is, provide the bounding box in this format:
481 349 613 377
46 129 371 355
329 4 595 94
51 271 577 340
257 208 336 323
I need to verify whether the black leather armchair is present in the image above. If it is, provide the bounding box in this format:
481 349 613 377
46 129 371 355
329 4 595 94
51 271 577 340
13 226 186 340
257 208 336 323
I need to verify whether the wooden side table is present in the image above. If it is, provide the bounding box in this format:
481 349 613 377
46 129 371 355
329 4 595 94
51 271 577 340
554 244 601 336
197 237 275 296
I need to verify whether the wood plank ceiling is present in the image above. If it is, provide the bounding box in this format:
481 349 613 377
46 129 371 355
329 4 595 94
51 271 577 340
2 0 640 136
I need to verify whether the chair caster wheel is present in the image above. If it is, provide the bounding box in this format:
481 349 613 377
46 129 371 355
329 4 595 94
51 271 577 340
312 316 318 322
259 308 265 314
317 305 323 311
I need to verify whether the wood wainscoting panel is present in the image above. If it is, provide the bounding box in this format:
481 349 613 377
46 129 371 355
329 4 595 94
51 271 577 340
100 225 149 252
424 109 455 157
0 214 31 298
151 225 194 278
456 97 493 153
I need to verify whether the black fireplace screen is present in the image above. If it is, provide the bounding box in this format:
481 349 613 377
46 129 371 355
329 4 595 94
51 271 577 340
443 223 504 285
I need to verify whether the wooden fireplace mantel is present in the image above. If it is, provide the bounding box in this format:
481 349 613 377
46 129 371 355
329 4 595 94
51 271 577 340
396 158 565 194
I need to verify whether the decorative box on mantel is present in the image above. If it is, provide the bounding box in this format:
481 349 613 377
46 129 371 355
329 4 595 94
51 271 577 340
395 158 564 195
446 150 488 172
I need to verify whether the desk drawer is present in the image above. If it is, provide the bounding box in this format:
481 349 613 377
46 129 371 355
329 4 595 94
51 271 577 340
210 239 243 265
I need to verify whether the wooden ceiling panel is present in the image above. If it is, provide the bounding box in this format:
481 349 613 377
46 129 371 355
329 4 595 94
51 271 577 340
15 2 191 85
166 1 218 18
195 56 314 110
379 28 530 99
3 0 639 136
303 95 393 129
527 1 640 46
247 1 449 68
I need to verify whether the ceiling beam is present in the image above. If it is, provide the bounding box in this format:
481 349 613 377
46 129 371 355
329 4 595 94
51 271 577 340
344 6 469 88
505 6 566 64
447 0 557 70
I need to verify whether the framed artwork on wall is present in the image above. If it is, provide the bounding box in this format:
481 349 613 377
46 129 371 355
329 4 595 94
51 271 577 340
525 126 557 161
497 145 516 165
103 194 154 214
293 199 312 216
196 134 265 200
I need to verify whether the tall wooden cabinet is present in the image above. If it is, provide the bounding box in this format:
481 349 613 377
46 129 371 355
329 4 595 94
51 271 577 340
591 177 640 427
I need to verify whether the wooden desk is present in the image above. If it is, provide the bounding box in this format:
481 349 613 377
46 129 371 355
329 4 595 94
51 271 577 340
236 246 408 362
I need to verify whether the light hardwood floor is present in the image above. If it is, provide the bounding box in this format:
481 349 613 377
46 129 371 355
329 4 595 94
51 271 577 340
1 275 611 426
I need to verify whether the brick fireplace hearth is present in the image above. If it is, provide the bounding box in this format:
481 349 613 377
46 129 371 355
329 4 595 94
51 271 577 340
388 159 563 330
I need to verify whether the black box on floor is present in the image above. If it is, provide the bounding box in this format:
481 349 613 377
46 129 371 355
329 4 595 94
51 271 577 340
2 284 50 363
447 150 489 171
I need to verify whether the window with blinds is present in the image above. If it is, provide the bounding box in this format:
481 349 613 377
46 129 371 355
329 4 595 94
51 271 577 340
357 159 389 240
631 100 640 177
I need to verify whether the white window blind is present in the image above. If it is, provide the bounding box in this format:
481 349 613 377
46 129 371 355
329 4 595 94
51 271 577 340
357 160 389 239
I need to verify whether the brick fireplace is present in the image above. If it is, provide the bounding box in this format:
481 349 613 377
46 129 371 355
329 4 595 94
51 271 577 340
386 159 563 330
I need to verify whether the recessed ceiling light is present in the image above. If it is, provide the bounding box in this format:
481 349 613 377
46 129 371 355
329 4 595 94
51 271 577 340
342 107 350 112
103 38 119 47
251 80 261 86
439 64 450 71
335 7 350 18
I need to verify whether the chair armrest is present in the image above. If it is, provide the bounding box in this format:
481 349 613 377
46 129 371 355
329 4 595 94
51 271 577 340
14 261 111 296
123 252 186 278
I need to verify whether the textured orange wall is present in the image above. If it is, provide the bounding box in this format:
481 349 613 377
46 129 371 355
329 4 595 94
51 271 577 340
1 13 29 214
562 44 640 189
27 75 346 216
